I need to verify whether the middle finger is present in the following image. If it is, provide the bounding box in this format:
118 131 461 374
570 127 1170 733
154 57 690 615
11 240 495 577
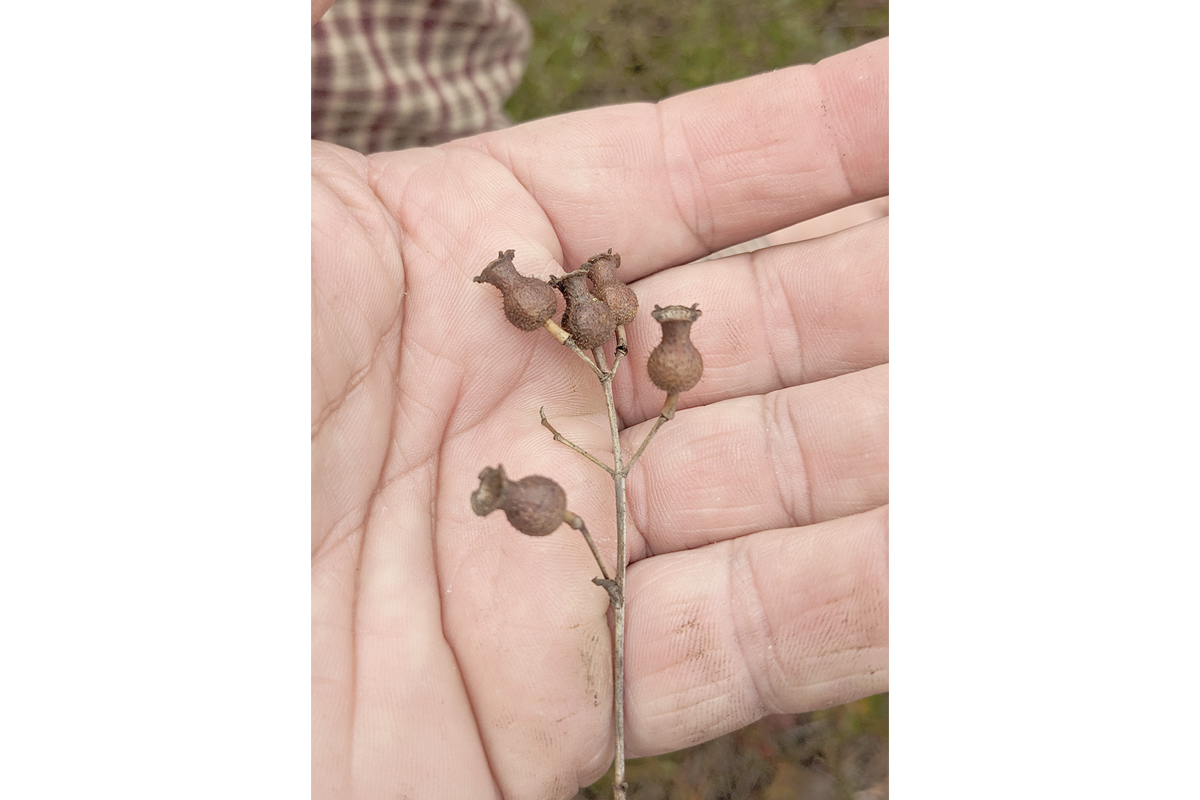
614 216 888 425
622 363 888 559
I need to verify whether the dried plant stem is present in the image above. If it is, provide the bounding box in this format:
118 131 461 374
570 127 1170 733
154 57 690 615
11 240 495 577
568 340 608 379
623 393 680 474
564 510 612 582
540 408 615 476
593 347 629 800
543 343 636 798
613 324 629 360
543 319 608 379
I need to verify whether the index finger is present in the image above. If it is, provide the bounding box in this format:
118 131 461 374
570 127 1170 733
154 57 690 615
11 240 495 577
455 37 888 276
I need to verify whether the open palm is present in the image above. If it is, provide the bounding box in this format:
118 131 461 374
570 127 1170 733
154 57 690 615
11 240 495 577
313 38 888 800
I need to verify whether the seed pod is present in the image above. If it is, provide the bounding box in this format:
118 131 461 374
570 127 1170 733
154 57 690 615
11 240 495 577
470 465 567 537
473 249 559 331
647 304 704 393
555 270 615 350
583 250 637 327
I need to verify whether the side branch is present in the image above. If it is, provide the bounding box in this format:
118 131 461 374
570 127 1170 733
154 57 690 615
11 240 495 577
540 408 615 475
542 319 608 379
623 392 680 474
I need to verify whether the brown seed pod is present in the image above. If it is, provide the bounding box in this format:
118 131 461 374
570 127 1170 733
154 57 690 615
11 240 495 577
470 465 567 537
555 270 615 350
583 250 638 327
473 250 559 331
647 304 704 393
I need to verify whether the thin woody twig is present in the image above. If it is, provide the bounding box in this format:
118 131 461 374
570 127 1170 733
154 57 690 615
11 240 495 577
540 408 615 475
610 325 629 372
542 319 607 379
564 511 622 607
623 392 680 474
563 511 611 581
568 340 607 378
592 346 629 800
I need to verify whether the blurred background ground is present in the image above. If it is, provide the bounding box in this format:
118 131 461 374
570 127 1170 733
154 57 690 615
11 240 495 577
506 0 888 122
581 695 889 800
504 1 888 797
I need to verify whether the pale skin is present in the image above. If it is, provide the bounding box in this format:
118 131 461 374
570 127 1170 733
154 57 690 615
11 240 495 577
312 25 889 800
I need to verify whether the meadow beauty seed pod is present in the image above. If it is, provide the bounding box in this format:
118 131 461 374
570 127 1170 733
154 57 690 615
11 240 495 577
583 250 638 327
647 304 704 393
473 250 559 331
555 269 616 350
471 465 568 537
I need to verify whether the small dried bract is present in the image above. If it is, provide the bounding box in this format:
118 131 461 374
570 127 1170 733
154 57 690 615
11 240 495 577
471 465 568 537
647 304 704 393
474 250 559 331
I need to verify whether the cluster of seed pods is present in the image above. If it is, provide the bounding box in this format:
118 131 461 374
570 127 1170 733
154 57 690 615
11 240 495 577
471 248 704 535
471 247 704 799
473 248 701 389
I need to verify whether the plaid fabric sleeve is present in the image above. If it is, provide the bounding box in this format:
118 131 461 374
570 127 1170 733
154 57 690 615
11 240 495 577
312 0 532 153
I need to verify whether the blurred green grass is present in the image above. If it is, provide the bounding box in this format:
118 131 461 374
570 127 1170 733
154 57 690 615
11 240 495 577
506 0 888 121
579 694 889 800
506 2 888 796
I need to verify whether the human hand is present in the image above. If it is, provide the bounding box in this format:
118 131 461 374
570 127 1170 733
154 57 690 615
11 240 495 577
312 37 888 800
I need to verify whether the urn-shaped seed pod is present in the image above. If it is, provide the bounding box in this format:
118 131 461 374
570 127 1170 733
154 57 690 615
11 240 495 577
555 270 615 350
583 250 637 327
470 465 567 537
647 304 704 393
473 250 559 331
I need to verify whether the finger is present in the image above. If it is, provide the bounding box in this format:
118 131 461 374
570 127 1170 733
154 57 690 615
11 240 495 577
460 38 888 276
615 215 888 424
314 475 502 799
623 363 887 558
623 505 888 757
311 142 406 553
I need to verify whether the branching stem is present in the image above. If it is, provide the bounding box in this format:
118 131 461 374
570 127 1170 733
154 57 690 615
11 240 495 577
592 347 629 800
564 510 612 583
540 408 615 475
543 319 608 379
623 393 679 474
541 343 668 800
